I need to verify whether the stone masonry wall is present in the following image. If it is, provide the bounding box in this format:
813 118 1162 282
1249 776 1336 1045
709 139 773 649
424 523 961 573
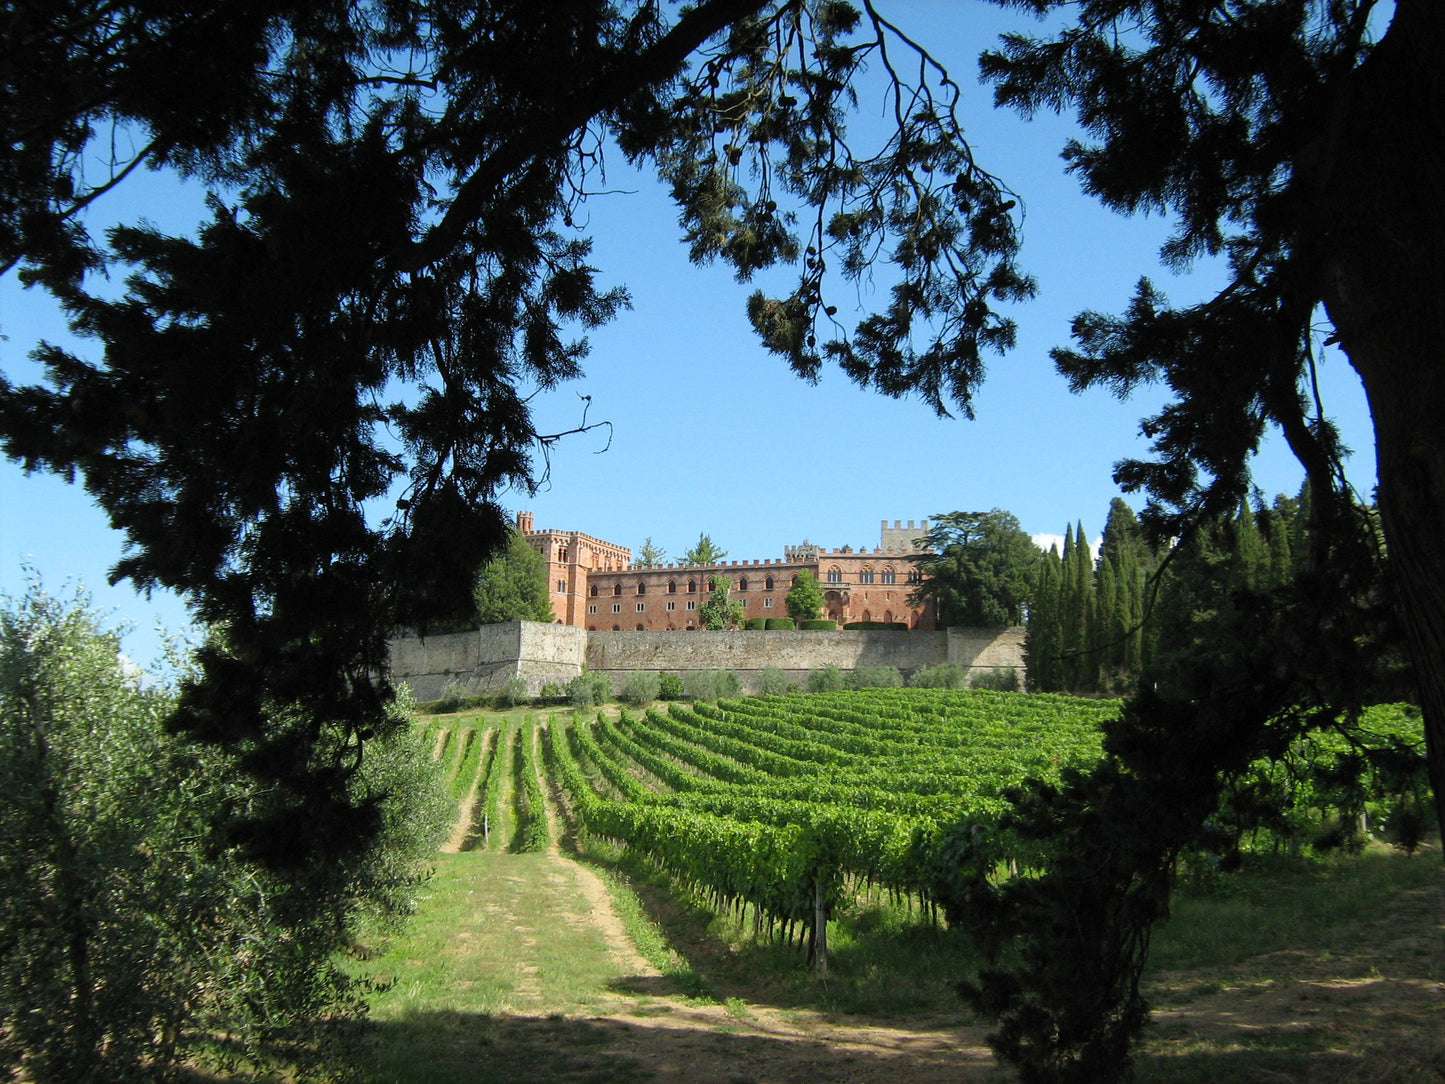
388 622 1024 700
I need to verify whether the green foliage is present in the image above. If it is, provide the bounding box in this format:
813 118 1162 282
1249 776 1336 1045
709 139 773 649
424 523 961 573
621 669 662 706
784 568 825 622
657 673 685 701
538 682 564 703
698 575 745 630
909 663 969 689
970 666 1022 693
912 509 1039 628
499 674 530 708
843 621 907 630
758 666 792 696
846 666 903 690
474 530 555 625
681 669 740 701
764 617 796 630
635 537 667 568
799 619 837 630
0 583 449 1081
683 533 727 565
743 616 767 630
807 665 847 693
512 727 550 853
568 673 611 710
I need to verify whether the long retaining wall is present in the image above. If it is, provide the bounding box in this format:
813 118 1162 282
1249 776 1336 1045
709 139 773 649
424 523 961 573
388 622 1024 701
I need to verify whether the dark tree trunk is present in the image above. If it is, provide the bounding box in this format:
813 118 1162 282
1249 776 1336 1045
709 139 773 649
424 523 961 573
1320 0 1445 839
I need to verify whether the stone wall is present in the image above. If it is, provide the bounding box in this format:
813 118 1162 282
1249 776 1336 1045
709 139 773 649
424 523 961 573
388 622 1025 700
388 622 587 701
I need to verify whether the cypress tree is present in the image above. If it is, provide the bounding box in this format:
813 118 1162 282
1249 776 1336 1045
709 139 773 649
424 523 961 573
1025 545 1064 692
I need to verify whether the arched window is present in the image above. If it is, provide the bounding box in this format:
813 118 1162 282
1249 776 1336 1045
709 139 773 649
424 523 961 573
637 582 646 595
826 566 842 584
881 567 896 585
765 575 774 591
688 579 697 593
637 623 645 630
859 566 874 584
738 576 749 592
613 583 623 596
862 610 872 623
667 580 677 594
589 584 598 597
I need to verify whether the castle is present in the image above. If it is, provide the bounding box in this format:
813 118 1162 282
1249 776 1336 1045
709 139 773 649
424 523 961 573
515 511 938 631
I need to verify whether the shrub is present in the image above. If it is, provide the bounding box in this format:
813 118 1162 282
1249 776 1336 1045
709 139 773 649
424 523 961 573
498 674 529 707
683 668 740 701
799 618 837 630
908 663 969 689
764 617 796 630
847 665 903 690
538 681 563 702
622 669 661 706
807 664 846 693
682 669 718 701
842 621 908 630
657 672 684 700
758 666 791 696
567 672 611 709
436 677 471 712
743 616 766 630
970 666 1022 692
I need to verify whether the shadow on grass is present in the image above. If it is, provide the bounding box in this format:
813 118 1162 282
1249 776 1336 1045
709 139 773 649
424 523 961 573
354 1006 993 1084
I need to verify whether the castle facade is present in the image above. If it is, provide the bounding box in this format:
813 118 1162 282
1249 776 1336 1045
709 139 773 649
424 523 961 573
515 511 937 632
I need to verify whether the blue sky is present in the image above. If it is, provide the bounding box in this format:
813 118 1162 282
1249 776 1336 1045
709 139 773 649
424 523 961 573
0 2 1376 670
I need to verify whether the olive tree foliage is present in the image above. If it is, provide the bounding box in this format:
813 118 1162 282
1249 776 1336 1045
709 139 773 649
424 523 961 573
0 583 450 1082
0 1 1030 869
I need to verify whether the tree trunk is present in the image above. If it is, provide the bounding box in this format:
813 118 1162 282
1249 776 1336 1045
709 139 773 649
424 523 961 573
1319 0 1445 839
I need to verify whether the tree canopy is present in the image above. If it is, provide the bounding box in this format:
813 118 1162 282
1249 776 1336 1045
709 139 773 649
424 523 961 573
473 530 555 624
699 573 745 629
785 567 825 621
683 532 728 566
910 509 1038 627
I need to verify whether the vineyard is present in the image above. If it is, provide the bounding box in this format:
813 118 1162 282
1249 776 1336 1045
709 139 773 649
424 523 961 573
421 690 1427 971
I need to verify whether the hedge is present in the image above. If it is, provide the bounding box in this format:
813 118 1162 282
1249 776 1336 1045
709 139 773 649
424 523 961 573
842 621 909 631
799 619 836 630
763 617 796 630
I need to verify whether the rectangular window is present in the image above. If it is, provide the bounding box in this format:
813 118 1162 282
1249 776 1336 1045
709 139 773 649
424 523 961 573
686 600 697 610
636 602 645 612
587 604 597 615
907 570 922 584
763 597 774 608
612 603 622 613
666 600 676 611
556 579 566 592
